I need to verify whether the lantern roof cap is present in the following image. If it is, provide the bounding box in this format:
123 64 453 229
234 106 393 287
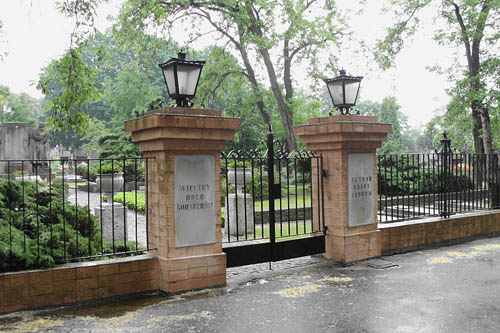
158 51 205 69
323 69 363 83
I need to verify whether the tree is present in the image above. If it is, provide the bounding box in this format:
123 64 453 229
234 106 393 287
0 86 41 126
358 97 408 154
115 0 346 151
376 0 500 154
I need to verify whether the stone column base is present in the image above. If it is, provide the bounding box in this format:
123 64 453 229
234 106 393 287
157 253 226 293
325 229 381 263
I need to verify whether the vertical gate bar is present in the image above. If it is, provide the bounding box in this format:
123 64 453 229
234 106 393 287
62 160 66 260
99 159 103 253
302 158 306 231
377 155 380 222
320 155 325 234
286 156 291 235
36 161 40 259
383 155 387 222
404 154 407 219
277 157 283 237
267 130 276 260
74 159 78 258
260 158 264 238
294 158 298 233
473 155 476 209
7 161 12 254
234 159 240 241
22 161 26 253
309 157 313 234
224 156 231 242
468 154 471 210
123 159 127 248
413 154 417 218
433 153 437 215
49 160 53 257
145 158 149 250
88 159 92 258
396 155 400 221
389 155 393 221
251 158 256 239
316 156 320 233
135 158 138 252
111 159 115 253
242 157 248 239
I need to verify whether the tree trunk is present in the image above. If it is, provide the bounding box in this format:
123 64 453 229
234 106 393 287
471 106 484 154
259 47 297 151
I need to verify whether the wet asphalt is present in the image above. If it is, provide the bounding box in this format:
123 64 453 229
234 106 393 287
2 236 500 332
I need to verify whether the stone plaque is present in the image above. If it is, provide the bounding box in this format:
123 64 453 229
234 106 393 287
348 153 374 227
174 155 215 247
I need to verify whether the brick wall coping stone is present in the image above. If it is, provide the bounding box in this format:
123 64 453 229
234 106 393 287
0 254 156 278
125 108 240 133
378 209 500 230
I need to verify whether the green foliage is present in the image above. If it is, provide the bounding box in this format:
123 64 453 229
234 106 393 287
93 163 123 174
358 97 408 153
38 47 100 134
378 155 474 196
0 87 42 126
0 178 101 272
113 192 145 214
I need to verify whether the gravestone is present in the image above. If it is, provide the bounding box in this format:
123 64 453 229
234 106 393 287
0 122 49 174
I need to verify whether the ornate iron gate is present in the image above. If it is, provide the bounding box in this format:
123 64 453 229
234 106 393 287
221 131 325 268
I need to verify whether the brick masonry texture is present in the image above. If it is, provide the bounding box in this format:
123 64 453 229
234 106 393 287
0 254 158 314
380 210 500 253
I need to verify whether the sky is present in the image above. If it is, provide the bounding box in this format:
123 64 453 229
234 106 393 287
0 0 456 129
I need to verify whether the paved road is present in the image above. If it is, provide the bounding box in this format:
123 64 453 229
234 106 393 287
2 236 500 332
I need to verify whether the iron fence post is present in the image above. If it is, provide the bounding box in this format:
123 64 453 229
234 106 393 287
440 132 452 218
267 128 276 263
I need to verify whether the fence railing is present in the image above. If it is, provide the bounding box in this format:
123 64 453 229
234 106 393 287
377 152 500 223
0 157 151 273
221 143 325 244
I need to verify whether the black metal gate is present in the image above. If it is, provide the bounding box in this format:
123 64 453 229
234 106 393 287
221 131 325 268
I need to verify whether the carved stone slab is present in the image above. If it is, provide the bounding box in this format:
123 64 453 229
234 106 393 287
174 155 215 247
348 153 375 227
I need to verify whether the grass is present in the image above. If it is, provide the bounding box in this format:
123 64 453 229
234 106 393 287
245 222 321 241
254 193 312 211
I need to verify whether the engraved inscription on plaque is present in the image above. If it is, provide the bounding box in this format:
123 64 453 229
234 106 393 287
348 153 374 227
174 155 215 247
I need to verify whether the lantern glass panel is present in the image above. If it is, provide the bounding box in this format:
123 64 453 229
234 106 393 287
344 80 361 105
327 80 344 106
177 65 202 96
162 65 177 95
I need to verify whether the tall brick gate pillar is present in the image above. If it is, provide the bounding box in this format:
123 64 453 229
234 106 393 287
295 115 391 263
125 108 240 292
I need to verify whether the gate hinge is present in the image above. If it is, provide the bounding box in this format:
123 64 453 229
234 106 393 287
322 169 328 180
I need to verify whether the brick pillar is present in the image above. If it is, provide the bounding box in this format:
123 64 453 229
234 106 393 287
125 107 240 292
295 115 391 263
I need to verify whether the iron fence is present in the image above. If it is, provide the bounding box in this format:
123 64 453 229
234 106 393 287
377 152 500 223
221 138 325 244
0 157 151 273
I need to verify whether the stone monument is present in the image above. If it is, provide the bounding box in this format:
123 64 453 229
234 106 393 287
0 122 50 175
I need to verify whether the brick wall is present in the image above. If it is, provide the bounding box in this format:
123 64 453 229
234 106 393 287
0 254 158 314
380 210 500 253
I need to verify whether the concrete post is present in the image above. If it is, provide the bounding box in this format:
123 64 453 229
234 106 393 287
295 115 391 263
125 107 240 292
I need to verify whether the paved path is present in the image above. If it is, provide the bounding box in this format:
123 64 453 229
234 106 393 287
3 236 500 332
67 188 148 247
